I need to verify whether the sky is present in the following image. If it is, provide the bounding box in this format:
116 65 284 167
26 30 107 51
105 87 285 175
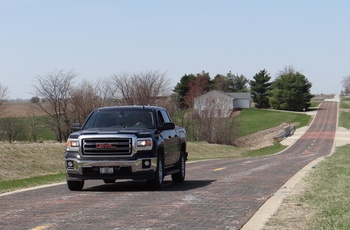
1 0 349 99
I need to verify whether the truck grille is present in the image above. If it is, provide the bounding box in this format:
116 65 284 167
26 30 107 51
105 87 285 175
82 138 132 156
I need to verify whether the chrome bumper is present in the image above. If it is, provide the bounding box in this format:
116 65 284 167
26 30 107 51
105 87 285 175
65 157 157 176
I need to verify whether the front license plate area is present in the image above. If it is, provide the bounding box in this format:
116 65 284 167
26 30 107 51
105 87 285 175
100 167 114 174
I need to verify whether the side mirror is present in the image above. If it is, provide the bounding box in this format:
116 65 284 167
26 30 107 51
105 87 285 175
160 122 175 131
70 123 82 131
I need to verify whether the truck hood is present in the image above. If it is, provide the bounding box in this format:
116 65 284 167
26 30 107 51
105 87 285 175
69 127 153 139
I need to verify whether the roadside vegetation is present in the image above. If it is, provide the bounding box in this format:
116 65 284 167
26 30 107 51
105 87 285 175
265 96 350 229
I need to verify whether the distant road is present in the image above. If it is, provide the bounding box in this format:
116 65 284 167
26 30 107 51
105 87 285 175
0 101 337 230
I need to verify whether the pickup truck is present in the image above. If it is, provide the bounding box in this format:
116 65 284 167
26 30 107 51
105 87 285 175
65 105 188 191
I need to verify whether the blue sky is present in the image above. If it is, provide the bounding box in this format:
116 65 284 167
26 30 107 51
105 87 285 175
1 0 349 99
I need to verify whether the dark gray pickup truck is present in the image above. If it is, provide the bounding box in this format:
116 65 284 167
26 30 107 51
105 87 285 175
65 106 187 191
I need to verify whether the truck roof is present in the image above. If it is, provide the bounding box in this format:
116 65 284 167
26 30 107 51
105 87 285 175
94 105 166 111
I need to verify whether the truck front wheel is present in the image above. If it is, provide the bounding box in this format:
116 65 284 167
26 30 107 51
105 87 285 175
148 154 164 190
171 152 186 183
67 180 84 191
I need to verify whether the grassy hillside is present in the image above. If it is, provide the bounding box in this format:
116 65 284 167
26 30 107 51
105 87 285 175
234 108 310 137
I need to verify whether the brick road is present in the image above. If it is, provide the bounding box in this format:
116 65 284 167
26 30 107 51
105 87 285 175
0 101 337 230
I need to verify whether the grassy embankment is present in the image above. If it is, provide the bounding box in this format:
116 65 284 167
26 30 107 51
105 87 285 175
265 97 350 229
0 106 311 193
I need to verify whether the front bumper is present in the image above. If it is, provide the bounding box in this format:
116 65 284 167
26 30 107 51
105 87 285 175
65 156 157 181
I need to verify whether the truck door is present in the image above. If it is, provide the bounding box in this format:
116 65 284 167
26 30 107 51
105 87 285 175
157 110 178 166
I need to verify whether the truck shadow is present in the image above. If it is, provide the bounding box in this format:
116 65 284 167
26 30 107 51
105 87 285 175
83 179 215 192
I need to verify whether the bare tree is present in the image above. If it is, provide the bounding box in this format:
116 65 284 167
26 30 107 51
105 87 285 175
111 71 171 105
0 83 9 116
33 70 76 142
342 75 350 95
0 117 23 143
70 79 111 124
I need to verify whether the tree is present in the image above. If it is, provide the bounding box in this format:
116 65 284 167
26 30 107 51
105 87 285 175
341 75 350 95
69 80 108 124
173 74 196 109
212 74 230 91
227 71 249 92
185 71 211 108
30 96 40 103
269 66 313 111
0 117 23 143
111 70 171 105
33 70 76 142
250 69 272 108
0 83 9 116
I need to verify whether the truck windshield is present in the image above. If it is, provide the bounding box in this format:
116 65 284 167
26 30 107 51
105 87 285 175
83 109 155 129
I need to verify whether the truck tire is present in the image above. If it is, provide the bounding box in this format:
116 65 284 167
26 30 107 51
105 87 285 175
171 152 186 183
148 154 164 190
67 180 84 191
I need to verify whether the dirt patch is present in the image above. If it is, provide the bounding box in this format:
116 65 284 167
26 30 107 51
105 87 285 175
263 179 313 229
233 123 296 149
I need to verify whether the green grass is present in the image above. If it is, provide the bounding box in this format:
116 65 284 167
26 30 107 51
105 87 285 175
31 116 56 140
314 107 350 230
339 111 350 129
0 116 56 141
339 97 350 109
243 143 287 157
300 145 350 229
234 108 310 137
310 102 320 108
0 173 66 194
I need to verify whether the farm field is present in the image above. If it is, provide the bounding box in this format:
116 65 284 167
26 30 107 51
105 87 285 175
1 101 44 118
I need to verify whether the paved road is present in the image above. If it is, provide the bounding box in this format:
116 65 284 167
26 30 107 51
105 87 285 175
0 101 338 230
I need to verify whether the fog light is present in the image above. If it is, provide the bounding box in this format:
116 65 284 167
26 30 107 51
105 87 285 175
67 161 74 169
142 159 151 169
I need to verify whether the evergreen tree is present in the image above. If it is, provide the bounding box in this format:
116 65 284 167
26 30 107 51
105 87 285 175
227 71 249 92
173 74 196 109
269 66 313 111
250 69 271 108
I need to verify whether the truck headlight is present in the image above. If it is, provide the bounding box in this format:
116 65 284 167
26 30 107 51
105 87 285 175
136 138 153 151
66 139 79 151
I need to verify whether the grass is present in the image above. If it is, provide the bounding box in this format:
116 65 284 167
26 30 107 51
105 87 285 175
187 142 245 161
0 173 66 194
0 116 56 141
243 143 287 157
339 97 350 109
339 111 350 129
234 108 310 137
294 145 350 229
0 142 66 193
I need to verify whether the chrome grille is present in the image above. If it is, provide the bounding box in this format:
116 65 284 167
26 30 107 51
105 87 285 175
82 138 132 156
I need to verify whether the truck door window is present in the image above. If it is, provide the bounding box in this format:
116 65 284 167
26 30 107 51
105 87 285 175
157 111 165 125
158 110 171 125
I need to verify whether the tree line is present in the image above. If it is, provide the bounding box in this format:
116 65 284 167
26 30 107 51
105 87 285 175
0 66 314 144
173 66 313 111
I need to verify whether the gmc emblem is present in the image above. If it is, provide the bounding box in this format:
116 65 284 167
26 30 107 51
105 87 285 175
96 143 114 149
